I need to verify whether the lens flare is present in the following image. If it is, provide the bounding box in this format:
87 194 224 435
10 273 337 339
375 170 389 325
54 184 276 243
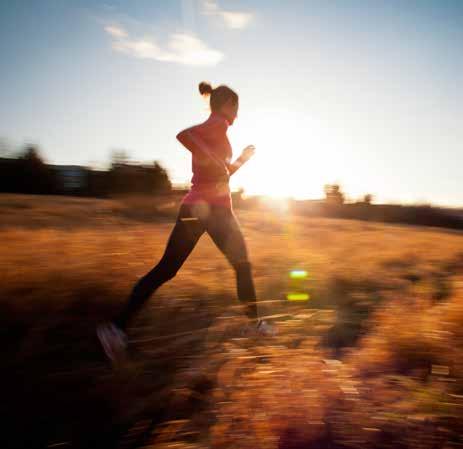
289 270 308 280
287 269 310 301
287 292 310 301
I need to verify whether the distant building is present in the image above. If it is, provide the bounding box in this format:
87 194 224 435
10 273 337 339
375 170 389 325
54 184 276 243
52 165 88 192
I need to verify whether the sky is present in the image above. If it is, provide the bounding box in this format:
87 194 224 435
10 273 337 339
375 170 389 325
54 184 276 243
0 0 462 206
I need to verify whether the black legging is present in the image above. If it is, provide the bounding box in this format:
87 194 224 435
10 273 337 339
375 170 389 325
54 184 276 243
115 202 257 330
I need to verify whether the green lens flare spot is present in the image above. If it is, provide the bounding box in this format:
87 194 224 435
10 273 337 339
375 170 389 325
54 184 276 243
289 270 308 279
287 293 310 301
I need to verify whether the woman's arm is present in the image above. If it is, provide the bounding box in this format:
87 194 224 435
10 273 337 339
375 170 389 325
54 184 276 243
228 157 245 176
228 145 255 176
176 126 229 175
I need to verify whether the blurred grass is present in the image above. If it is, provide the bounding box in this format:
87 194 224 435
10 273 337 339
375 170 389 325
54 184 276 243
2 193 463 448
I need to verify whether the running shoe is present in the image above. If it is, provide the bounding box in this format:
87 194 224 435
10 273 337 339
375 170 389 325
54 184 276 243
97 322 128 363
256 320 278 337
240 320 278 337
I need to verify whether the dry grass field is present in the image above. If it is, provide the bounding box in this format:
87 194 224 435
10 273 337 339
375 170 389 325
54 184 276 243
2 193 463 449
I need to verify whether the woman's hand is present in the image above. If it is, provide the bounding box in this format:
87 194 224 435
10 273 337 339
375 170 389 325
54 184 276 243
240 145 256 162
228 145 256 176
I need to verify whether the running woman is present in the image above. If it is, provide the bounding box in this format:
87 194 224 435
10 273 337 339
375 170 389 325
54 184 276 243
98 81 275 362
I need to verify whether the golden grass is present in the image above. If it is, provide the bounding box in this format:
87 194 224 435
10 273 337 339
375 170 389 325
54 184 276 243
2 193 463 448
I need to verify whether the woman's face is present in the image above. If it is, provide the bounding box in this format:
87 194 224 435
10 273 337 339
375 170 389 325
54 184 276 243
220 99 239 125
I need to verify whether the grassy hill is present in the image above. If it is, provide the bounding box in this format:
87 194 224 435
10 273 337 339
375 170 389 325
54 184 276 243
2 193 463 449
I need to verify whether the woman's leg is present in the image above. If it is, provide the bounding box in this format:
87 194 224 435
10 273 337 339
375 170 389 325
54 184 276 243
206 207 258 322
114 204 205 330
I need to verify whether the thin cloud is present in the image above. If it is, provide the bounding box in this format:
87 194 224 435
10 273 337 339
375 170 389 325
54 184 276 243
221 11 253 29
104 25 223 66
202 0 253 29
104 25 128 39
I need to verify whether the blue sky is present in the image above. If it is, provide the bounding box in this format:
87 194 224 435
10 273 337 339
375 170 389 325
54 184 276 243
0 0 462 205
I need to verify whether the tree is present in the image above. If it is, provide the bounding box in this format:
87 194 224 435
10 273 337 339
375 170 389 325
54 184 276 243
107 152 172 195
324 183 345 205
110 149 130 168
363 194 373 205
151 161 172 192
20 145 44 163
16 145 56 194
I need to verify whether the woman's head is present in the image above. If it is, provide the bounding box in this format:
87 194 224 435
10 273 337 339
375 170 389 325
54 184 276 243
199 81 239 125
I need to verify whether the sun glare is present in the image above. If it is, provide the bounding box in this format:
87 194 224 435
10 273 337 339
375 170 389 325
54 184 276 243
229 108 348 201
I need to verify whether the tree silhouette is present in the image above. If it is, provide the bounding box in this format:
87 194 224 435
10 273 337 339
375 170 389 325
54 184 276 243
20 145 44 163
151 161 172 192
110 149 130 168
363 194 373 205
324 184 345 205
0 145 172 196
16 145 56 194
108 150 172 195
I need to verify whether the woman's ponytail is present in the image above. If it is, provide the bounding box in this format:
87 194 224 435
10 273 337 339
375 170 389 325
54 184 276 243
198 81 213 96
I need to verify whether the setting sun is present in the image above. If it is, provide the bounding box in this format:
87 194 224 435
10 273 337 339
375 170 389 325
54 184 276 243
229 108 349 200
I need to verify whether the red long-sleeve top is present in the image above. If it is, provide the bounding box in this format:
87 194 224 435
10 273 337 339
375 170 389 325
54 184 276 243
176 111 233 208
